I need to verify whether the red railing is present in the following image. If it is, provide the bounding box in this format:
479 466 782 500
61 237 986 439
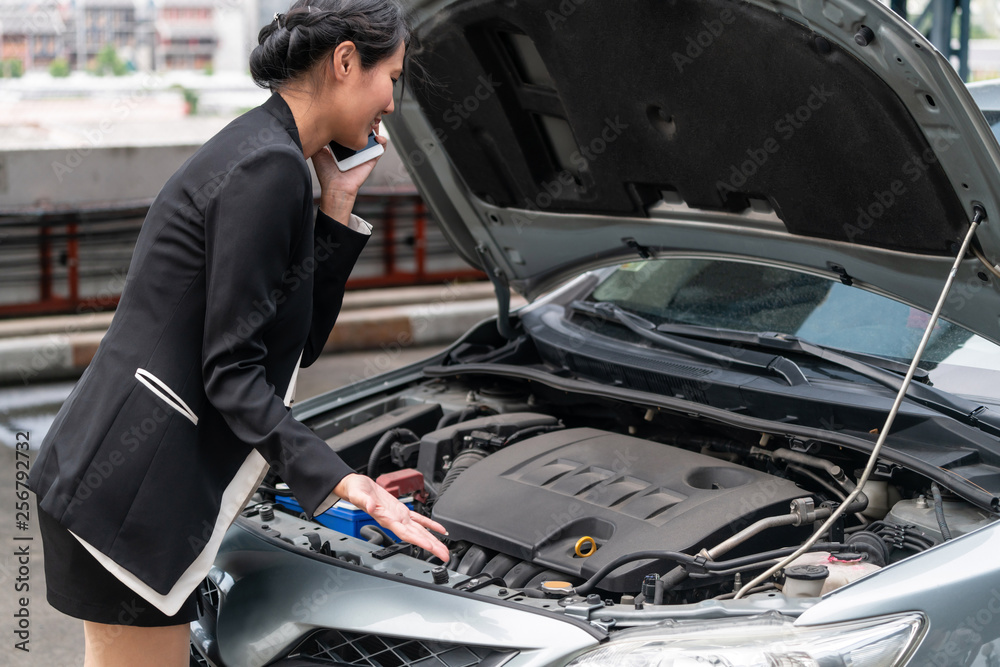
0 193 483 319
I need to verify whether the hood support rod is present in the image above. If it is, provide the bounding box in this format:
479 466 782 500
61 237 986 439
735 204 988 599
476 243 514 340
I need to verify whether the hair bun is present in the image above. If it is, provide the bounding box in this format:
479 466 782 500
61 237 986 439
250 0 409 91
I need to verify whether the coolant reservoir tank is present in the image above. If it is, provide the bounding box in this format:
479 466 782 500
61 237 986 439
785 552 880 595
885 496 997 544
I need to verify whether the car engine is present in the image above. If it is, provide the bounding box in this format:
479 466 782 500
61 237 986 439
261 341 998 607
432 421 805 592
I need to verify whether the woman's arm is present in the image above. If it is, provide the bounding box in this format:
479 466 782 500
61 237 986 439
300 208 370 367
300 138 386 367
201 144 355 517
200 142 449 561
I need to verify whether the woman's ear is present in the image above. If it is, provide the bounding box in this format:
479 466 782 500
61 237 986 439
329 41 358 82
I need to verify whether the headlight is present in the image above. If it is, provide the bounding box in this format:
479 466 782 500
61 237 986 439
567 612 924 667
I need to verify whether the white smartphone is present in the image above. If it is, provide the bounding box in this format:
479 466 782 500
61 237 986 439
330 130 384 171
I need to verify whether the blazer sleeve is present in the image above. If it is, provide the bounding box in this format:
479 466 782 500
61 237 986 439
300 209 371 368
201 145 360 517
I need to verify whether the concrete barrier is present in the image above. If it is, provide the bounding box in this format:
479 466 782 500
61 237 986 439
0 282 523 385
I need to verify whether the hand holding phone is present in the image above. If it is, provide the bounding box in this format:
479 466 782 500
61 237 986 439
330 130 385 171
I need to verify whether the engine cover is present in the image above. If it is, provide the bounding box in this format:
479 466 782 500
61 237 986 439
432 428 806 591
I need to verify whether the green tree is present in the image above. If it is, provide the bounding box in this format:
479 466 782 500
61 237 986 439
91 44 127 76
49 57 71 77
0 59 24 78
170 84 199 115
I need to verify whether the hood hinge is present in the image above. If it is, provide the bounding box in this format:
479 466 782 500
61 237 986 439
476 243 514 340
623 237 655 260
828 263 854 286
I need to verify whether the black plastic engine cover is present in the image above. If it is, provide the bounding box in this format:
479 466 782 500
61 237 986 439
432 428 806 592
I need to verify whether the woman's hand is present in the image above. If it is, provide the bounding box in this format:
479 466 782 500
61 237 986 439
333 472 451 562
311 135 387 224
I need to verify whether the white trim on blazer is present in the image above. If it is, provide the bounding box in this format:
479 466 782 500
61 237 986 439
68 352 305 616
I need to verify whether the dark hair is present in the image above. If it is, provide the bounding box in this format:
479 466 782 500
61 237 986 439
250 0 409 91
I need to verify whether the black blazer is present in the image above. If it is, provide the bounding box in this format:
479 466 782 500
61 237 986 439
28 92 369 614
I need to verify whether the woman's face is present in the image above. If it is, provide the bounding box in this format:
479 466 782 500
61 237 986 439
328 41 406 150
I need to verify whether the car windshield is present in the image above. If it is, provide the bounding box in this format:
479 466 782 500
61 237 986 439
588 258 1000 403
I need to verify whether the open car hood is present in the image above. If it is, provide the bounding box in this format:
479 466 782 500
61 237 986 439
385 0 1000 344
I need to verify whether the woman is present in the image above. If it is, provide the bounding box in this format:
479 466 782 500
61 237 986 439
27 1 448 664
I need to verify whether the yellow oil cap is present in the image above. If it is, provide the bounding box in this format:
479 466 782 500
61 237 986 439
574 536 597 557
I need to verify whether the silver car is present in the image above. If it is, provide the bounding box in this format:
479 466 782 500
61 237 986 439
190 1 1000 665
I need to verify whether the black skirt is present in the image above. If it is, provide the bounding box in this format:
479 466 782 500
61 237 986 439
38 508 199 627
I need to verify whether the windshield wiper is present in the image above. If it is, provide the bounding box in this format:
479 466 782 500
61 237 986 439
653 321 1000 438
655 322 927 382
567 300 808 386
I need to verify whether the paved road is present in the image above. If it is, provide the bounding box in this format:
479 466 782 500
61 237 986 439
0 345 443 666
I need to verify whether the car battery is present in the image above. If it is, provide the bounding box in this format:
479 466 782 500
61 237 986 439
274 494 411 542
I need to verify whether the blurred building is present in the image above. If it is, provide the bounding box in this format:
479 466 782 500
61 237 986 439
0 0 70 69
154 0 216 69
76 0 137 66
0 0 254 73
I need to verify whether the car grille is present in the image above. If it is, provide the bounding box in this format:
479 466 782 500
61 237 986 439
198 577 222 616
289 629 513 667
190 642 211 666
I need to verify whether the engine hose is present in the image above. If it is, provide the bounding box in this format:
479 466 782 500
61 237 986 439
702 542 846 571
457 545 493 575
837 493 869 516
505 562 547 588
435 409 463 430
436 448 489 499
359 524 392 546
575 542 846 596
481 553 521 581
687 543 848 579
902 538 933 552
755 447 869 523
930 483 953 541
786 464 845 502
512 587 549 598
367 428 419 478
435 405 492 431
713 583 777 600
870 529 933 552
656 498 839 601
